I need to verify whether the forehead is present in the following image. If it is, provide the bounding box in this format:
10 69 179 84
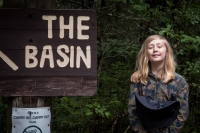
148 39 165 45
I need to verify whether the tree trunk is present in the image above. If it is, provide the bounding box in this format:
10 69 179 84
3 0 55 133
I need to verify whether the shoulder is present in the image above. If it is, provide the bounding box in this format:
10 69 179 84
172 73 188 89
174 73 187 83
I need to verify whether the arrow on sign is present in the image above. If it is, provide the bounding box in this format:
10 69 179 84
0 51 19 71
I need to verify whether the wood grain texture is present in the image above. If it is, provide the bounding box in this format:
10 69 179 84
0 9 97 29
0 76 97 96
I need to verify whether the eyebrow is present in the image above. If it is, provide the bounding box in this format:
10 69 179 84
148 43 164 46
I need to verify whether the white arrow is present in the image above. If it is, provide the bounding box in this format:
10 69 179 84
0 50 19 71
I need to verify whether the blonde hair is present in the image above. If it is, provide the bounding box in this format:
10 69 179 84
131 35 176 84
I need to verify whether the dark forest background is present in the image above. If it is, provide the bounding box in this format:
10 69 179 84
1 0 200 132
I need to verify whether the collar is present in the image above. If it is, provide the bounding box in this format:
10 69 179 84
148 72 159 82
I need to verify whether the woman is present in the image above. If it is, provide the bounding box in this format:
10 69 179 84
128 35 189 133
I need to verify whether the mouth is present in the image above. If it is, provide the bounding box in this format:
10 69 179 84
152 54 160 57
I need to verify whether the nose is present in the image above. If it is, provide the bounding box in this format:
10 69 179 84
153 47 158 52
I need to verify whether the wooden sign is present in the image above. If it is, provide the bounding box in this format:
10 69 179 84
0 9 97 96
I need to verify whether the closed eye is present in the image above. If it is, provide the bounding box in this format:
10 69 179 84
148 47 153 49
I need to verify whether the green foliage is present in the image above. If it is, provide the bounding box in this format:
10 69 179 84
182 59 200 133
0 0 2 8
85 102 111 118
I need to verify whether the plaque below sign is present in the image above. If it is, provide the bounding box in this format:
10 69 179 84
12 107 51 133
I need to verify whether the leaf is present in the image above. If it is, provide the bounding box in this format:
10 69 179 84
86 110 93 116
148 28 155 33
105 112 111 118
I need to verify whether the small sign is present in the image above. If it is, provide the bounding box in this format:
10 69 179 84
12 107 51 133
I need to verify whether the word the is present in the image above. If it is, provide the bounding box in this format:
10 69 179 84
42 15 90 39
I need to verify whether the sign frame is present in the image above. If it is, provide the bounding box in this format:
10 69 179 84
0 9 97 96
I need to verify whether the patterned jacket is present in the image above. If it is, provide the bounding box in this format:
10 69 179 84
128 72 189 133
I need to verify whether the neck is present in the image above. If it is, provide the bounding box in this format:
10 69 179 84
150 61 165 76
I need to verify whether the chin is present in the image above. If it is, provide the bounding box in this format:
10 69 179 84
150 59 164 63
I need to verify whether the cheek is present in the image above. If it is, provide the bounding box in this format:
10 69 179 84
162 48 167 56
147 49 152 56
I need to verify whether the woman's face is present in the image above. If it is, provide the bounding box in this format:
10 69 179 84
147 39 167 63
